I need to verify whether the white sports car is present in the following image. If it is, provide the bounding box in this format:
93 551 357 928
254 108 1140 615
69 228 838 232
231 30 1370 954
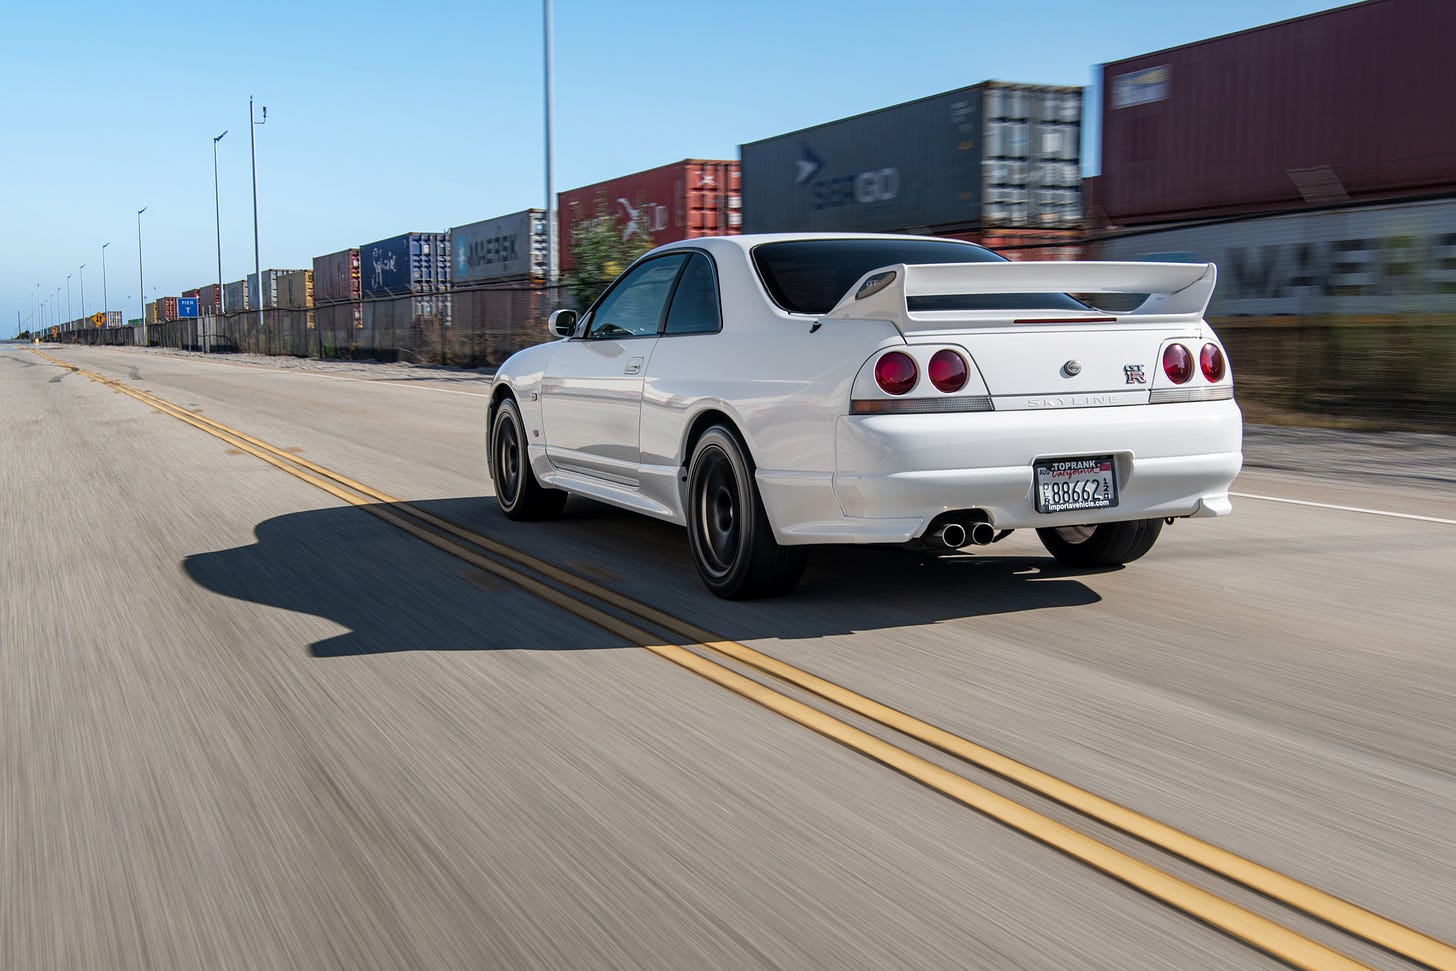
487 234 1242 598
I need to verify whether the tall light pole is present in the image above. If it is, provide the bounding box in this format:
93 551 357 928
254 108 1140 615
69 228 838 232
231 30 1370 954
66 274 72 330
249 97 266 339
137 207 147 326
213 129 228 321
544 0 557 287
101 242 110 327
79 264 86 342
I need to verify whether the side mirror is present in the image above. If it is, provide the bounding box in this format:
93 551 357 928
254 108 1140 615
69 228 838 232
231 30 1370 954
548 309 579 338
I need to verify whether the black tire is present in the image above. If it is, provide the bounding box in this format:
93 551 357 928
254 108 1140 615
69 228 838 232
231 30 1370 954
1035 519 1163 568
686 426 808 599
490 398 567 521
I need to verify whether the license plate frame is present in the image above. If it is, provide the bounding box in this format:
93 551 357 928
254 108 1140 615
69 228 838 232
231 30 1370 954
1034 456 1118 514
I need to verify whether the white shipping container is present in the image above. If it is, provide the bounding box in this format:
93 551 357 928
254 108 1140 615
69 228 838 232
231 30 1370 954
224 280 249 313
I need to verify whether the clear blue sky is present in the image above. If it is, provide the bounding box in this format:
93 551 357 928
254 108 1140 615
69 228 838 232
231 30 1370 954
3 0 1341 333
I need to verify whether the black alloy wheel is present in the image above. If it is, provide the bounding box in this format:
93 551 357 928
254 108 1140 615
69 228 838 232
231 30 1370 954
686 425 808 599
490 397 566 521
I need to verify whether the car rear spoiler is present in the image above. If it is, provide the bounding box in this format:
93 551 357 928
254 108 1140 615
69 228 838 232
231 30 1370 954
823 261 1218 323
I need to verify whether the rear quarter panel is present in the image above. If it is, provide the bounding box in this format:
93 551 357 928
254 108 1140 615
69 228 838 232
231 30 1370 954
638 245 902 476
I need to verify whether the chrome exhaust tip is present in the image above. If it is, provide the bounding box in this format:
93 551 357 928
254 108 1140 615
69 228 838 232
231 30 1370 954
967 522 996 546
933 522 967 548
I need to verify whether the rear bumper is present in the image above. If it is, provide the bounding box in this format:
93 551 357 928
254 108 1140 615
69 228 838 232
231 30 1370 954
756 400 1242 544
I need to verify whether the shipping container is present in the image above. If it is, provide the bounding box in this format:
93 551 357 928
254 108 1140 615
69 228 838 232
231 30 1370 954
1098 0 1456 225
741 82 1082 235
557 160 740 272
182 288 200 299
246 268 306 309
223 280 249 313
313 248 361 304
451 209 548 285
275 270 314 309
359 233 449 297
199 283 223 314
1091 197 1456 317
145 301 156 325
155 296 179 321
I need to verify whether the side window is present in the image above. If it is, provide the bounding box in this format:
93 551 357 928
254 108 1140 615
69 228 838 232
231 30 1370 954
587 255 687 338
663 253 721 335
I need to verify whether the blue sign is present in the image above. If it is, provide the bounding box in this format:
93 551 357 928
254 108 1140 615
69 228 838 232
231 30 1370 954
177 297 199 318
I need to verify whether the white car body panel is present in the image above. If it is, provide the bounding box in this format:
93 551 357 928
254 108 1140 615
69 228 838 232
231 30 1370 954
489 233 1242 547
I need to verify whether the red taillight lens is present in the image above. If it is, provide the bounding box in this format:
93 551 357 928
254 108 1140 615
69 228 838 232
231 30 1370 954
1200 343 1226 382
927 350 968 393
1162 343 1193 384
874 352 918 395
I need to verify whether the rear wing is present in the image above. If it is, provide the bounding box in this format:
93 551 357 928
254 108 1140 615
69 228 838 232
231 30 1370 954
823 261 1217 323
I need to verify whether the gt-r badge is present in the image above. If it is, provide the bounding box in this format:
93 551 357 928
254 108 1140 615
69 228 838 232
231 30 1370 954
1124 364 1147 384
1062 360 1082 376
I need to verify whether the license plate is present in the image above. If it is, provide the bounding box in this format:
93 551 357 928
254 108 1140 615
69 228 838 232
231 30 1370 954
1034 456 1118 514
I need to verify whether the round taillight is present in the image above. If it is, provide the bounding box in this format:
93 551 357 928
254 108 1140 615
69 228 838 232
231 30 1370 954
928 349 968 393
1162 343 1193 384
1200 343 1226 382
875 352 918 395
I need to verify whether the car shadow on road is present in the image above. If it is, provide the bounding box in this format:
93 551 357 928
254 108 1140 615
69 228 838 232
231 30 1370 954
183 497 1103 658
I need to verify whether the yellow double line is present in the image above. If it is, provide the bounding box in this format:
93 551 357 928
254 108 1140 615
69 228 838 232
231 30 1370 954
39 349 1456 971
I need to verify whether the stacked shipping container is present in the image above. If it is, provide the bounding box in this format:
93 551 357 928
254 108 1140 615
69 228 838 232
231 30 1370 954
223 280 248 313
740 81 1082 238
199 283 223 314
557 160 740 272
313 249 361 303
275 270 314 309
359 233 449 297
248 269 308 309
313 248 363 337
450 210 547 285
1097 0 1456 226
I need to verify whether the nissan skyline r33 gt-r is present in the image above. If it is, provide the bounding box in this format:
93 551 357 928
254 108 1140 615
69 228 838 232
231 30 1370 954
486 233 1242 599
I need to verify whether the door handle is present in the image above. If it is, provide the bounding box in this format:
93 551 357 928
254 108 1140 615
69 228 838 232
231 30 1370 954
624 357 644 375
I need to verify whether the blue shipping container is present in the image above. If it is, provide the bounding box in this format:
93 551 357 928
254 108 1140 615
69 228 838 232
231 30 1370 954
360 232 450 297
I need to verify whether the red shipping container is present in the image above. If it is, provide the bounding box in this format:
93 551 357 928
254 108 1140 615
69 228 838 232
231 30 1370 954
156 296 180 322
199 283 223 313
557 159 740 272
313 248 361 304
1099 0 1456 225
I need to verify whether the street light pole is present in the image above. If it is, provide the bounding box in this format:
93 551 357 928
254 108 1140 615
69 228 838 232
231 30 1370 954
102 242 110 331
79 264 86 343
66 274 72 332
137 208 147 328
544 0 557 288
213 129 228 320
249 97 266 343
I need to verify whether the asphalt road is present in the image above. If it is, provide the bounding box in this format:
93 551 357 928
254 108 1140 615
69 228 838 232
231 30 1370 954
4 343 1453 970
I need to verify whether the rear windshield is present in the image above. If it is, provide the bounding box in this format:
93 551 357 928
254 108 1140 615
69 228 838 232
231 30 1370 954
751 238 1090 315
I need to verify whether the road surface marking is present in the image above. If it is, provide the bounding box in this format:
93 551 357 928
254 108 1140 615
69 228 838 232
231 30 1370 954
37 348 1456 971
1233 492 1456 526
